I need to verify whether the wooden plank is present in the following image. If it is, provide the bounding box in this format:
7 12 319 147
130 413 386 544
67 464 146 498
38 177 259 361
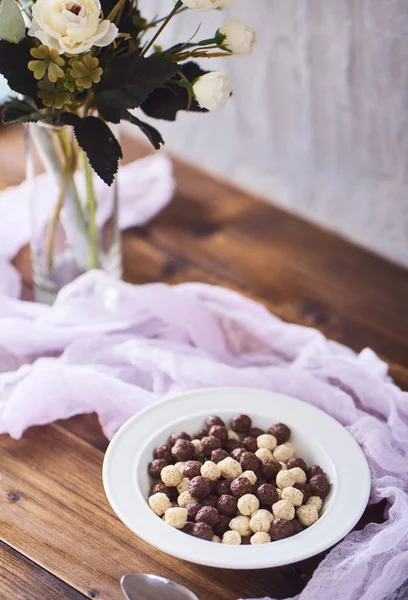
0 424 305 600
0 540 88 600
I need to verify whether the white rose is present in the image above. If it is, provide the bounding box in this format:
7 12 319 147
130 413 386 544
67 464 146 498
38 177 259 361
219 19 256 56
28 0 118 55
193 72 232 111
181 0 221 11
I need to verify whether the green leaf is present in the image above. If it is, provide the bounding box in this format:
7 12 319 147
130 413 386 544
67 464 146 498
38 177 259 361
0 0 25 43
95 52 179 123
123 110 164 150
0 39 38 99
60 113 123 186
2 98 42 124
141 62 208 122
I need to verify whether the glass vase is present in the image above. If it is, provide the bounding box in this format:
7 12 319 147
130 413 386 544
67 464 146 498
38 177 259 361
24 122 122 304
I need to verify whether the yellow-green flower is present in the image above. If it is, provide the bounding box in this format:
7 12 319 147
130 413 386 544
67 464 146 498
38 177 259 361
70 54 103 90
28 45 65 83
37 78 70 109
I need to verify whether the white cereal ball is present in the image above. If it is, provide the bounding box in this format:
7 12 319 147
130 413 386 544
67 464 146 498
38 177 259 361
241 470 257 485
273 444 294 463
272 499 295 521
276 469 297 490
177 477 191 494
250 532 271 545
164 507 188 529
289 467 307 485
229 515 252 536
161 465 183 487
284 441 297 453
228 429 240 441
297 504 319 527
200 461 221 481
174 461 186 473
257 434 277 451
255 448 273 461
281 486 303 507
177 491 195 508
250 510 272 533
191 439 201 454
148 493 171 516
222 530 242 545
218 457 242 479
212 535 221 543
276 488 282 498
237 493 260 516
307 496 323 512
279 462 287 470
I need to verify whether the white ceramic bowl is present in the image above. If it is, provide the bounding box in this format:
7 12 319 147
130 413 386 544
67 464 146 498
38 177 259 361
103 387 370 570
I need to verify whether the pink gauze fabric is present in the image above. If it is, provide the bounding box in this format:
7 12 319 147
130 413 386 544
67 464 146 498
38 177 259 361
0 160 407 600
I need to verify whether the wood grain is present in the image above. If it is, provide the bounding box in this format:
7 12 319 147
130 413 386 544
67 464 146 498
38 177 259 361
0 540 88 599
0 424 305 600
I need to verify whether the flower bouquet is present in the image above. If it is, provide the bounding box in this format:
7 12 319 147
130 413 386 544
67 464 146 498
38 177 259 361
0 0 255 301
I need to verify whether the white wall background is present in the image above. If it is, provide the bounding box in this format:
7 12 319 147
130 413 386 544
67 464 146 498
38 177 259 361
130 0 408 267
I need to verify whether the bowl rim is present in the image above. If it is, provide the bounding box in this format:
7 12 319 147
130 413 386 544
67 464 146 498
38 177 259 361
103 386 371 570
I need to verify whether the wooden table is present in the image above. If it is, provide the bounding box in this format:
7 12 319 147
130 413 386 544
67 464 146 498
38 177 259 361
0 127 407 599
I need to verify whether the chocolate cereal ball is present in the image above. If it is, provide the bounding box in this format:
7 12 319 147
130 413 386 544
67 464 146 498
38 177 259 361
257 483 279 505
171 439 195 461
230 476 253 498
261 458 282 480
202 495 218 508
309 474 330 499
291 519 304 535
200 436 222 457
231 414 252 433
153 444 173 462
307 464 324 480
216 478 232 496
189 476 213 500
191 522 213 540
182 460 202 479
149 458 169 479
209 425 229 443
226 439 245 452
170 431 191 445
186 502 202 521
287 457 308 472
206 415 225 428
194 428 209 440
151 482 174 499
211 448 229 464
249 427 264 438
240 451 261 473
267 423 291 445
213 514 231 536
182 522 195 535
230 447 247 462
196 506 220 527
243 436 258 453
294 483 311 504
217 494 238 517
270 518 294 540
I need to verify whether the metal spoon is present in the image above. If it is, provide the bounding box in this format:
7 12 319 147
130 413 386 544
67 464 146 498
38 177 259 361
121 573 199 600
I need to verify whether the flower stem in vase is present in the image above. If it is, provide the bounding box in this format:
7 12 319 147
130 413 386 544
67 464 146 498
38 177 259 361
82 152 100 269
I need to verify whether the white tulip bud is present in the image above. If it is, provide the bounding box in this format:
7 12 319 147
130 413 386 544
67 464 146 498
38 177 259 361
218 19 256 56
193 72 232 111
181 0 221 10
